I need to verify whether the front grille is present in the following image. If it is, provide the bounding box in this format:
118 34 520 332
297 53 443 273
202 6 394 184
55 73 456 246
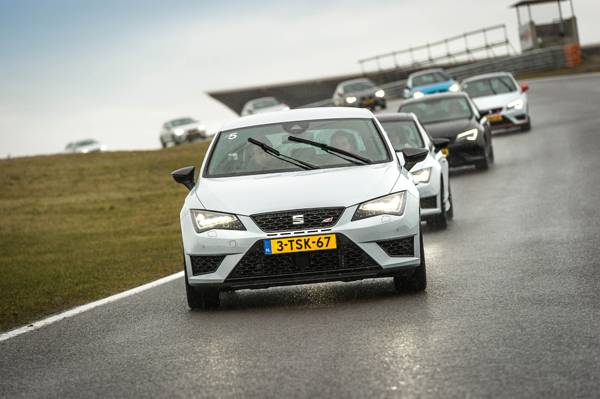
420 196 437 209
251 208 345 232
377 237 415 257
483 107 503 114
190 255 226 276
225 234 381 281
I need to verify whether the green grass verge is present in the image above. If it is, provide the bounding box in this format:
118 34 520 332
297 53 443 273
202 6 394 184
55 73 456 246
0 142 210 332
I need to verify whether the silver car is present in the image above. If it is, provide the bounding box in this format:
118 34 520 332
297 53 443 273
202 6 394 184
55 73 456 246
159 118 207 148
241 97 290 116
332 78 386 110
64 139 107 154
172 108 428 309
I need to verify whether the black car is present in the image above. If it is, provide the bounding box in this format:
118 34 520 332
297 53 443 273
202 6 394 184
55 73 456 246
332 78 386 110
398 92 494 170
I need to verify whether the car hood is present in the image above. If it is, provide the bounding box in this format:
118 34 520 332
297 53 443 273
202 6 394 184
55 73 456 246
412 80 455 94
471 92 523 112
422 118 473 139
346 87 380 98
171 122 204 131
196 163 401 215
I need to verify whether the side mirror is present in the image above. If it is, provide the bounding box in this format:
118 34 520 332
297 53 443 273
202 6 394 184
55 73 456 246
521 84 529 92
172 166 196 191
402 147 429 171
432 138 450 152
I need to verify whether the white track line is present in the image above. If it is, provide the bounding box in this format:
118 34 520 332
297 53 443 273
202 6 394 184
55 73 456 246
0 271 184 342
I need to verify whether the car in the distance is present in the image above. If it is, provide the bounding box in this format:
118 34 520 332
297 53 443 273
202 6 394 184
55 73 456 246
241 97 290 116
64 139 107 154
159 118 207 148
461 72 531 131
377 113 452 229
398 92 494 171
332 78 386 110
171 107 429 309
403 68 460 99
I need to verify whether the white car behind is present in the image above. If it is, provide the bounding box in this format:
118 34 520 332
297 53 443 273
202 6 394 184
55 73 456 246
159 118 208 148
377 113 452 229
461 72 531 132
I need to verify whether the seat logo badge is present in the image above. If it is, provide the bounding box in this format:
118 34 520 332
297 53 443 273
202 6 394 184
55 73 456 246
292 215 304 225
322 217 333 223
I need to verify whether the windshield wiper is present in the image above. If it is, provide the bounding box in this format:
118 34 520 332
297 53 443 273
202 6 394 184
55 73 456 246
287 136 372 165
247 138 320 170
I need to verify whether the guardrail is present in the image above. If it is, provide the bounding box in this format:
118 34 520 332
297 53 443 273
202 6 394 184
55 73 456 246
300 46 568 108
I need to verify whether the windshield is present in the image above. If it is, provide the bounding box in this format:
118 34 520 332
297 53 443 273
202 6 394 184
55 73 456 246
206 118 391 177
380 120 425 151
343 81 375 93
400 97 472 124
171 118 196 126
253 99 280 109
412 72 451 87
462 76 517 98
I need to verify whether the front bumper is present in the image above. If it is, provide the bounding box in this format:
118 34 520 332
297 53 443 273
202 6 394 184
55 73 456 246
416 174 443 219
485 107 529 131
444 140 486 167
182 195 421 291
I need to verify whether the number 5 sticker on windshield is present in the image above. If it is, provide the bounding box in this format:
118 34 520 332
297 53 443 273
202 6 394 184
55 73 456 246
228 133 237 140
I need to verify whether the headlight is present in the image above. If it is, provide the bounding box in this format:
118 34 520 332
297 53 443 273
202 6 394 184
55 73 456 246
375 89 385 98
352 192 406 221
346 96 357 104
174 128 185 136
282 106 290 111
456 128 478 141
190 210 246 234
412 168 431 183
100 145 108 151
413 91 424 99
198 125 206 131
507 99 524 110
448 83 459 92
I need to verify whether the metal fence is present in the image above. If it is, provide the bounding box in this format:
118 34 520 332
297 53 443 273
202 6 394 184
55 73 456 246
358 25 517 74
300 46 568 108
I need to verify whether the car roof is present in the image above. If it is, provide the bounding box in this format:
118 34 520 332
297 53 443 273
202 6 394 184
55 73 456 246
375 113 416 122
221 107 375 131
168 117 195 123
462 72 513 83
246 96 278 104
400 91 469 106
338 78 374 86
409 68 447 78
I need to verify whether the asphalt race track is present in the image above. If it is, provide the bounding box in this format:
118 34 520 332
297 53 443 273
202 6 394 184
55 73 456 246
1 74 600 399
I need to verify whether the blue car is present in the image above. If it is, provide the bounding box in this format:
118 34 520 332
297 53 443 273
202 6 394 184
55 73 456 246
403 68 460 99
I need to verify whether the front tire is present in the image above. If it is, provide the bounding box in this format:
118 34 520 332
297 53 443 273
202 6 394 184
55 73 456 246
394 231 427 293
427 176 448 230
184 255 221 310
521 116 531 132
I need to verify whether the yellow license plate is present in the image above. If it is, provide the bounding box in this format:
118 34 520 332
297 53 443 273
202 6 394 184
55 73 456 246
363 99 375 105
441 148 449 156
264 234 337 255
188 131 199 136
487 114 502 122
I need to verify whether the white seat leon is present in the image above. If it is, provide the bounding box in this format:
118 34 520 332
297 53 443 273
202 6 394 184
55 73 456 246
172 108 429 309
377 113 453 229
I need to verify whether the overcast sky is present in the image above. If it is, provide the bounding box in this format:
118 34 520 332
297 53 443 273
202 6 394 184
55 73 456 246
1 0 598 158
